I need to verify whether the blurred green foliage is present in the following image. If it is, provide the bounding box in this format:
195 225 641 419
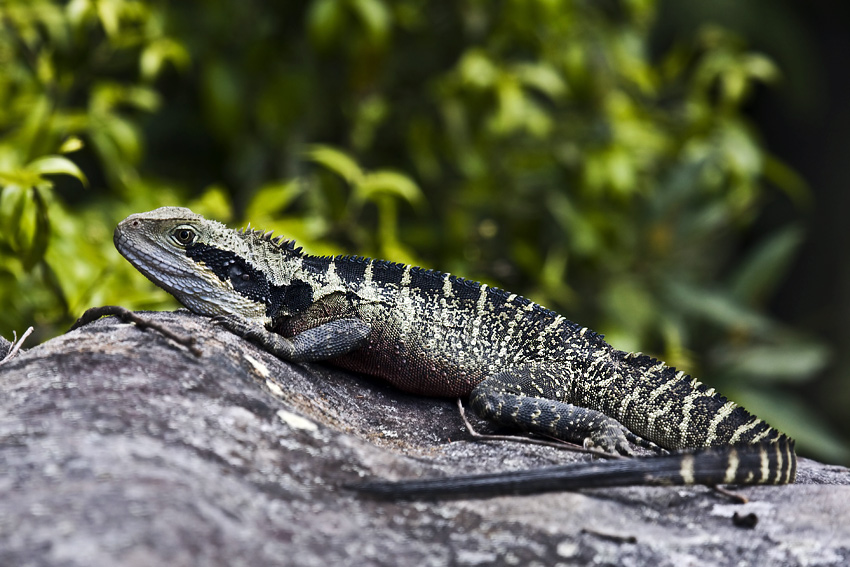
0 0 844 462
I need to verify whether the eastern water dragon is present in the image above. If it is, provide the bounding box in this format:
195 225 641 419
92 207 796 498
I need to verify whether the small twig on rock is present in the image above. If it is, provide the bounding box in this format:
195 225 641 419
580 528 638 544
0 326 34 365
710 484 749 504
70 305 202 356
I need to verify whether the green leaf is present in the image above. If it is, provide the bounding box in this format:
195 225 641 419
730 225 803 304
763 154 811 207
15 96 51 161
0 185 27 245
26 155 88 187
123 86 162 113
189 185 233 222
601 277 656 350
513 62 567 99
140 38 190 81
96 0 121 37
458 49 498 89
66 0 94 27
666 281 775 336
489 77 525 135
307 0 344 48
59 136 85 154
720 120 762 176
22 187 51 270
743 53 780 83
719 340 830 384
356 170 423 207
246 180 305 220
102 115 142 165
0 185 51 269
305 145 364 184
350 0 391 46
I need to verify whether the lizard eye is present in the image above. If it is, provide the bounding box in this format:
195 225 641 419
171 227 196 246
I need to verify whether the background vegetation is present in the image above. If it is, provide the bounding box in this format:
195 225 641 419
1 0 846 463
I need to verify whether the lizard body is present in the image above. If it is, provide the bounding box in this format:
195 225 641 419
112 207 796 496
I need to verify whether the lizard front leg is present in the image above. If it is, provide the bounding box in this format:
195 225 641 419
214 316 371 362
469 363 654 456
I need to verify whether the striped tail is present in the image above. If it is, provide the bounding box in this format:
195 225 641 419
351 438 796 499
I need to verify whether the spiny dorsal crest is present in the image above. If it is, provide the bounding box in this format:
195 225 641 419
236 225 303 255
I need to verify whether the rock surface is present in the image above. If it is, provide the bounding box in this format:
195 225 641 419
1 310 848 567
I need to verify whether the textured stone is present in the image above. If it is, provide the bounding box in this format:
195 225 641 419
1 310 848 567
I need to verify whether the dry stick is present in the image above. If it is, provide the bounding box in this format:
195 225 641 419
70 305 202 356
580 528 638 544
711 484 748 504
0 326 34 365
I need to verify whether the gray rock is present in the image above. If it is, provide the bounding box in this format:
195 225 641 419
1 310 848 567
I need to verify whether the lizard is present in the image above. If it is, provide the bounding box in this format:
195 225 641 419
104 206 796 498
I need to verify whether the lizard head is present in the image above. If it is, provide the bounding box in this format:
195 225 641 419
114 207 305 324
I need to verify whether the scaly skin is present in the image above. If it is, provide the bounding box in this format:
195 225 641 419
110 207 797 495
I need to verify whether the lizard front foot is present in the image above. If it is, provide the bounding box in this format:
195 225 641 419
212 315 371 362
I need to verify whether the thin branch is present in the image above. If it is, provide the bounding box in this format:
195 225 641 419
0 326 34 365
70 305 202 356
710 484 749 504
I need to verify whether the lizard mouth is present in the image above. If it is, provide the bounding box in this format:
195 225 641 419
114 229 188 283
113 223 213 300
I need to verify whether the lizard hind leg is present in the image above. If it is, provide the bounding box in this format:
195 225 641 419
469 363 639 456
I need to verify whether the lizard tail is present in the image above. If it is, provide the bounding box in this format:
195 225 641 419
350 438 796 499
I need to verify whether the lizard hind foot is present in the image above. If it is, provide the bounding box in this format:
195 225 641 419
470 383 641 457
583 422 668 457
582 420 637 457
